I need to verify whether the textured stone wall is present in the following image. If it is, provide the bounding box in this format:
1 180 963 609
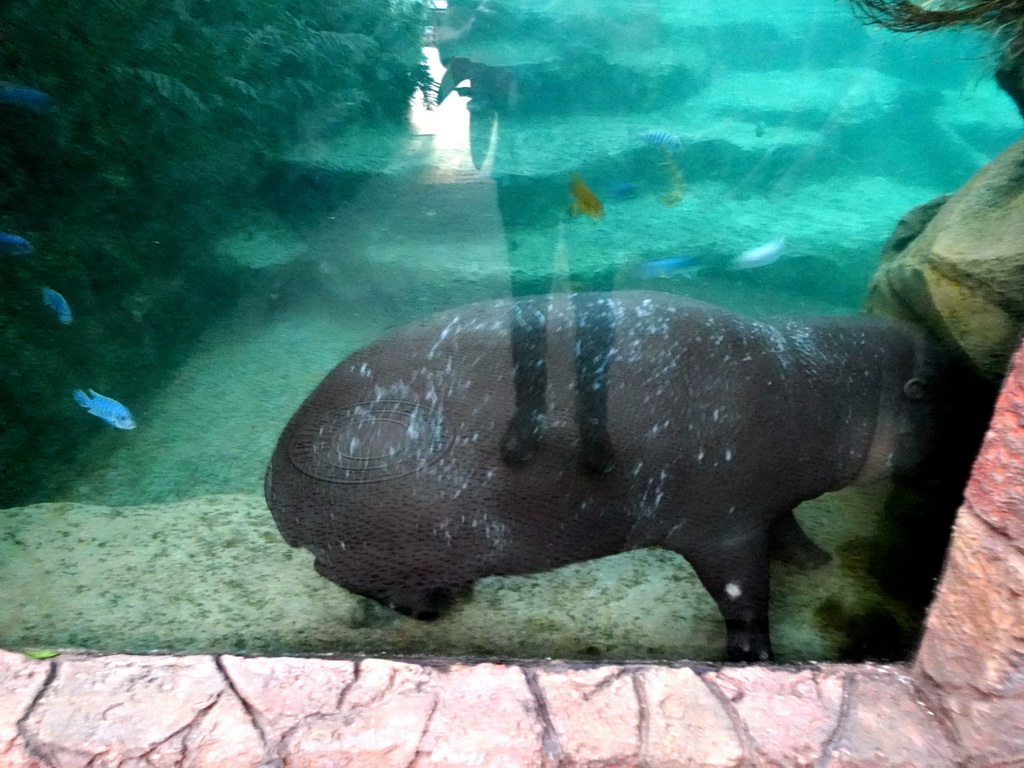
914 340 1024 764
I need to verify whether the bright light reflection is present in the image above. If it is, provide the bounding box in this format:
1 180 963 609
409 46 495 180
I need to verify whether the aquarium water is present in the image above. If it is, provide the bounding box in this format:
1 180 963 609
0 0 1017 661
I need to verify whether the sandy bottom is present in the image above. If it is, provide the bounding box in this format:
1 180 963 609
0 483 898 662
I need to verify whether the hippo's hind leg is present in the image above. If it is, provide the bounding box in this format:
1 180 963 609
769 510 831 568
678 528 773 662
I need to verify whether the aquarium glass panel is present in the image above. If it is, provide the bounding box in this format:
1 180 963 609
0 0 1016 661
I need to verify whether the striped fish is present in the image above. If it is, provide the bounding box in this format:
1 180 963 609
641 130 683 151
73 389 136 429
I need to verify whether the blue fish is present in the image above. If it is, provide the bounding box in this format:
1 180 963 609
0 233 34 256
641 130 683 151
611 182 639 200
41 287 72 324
0 85 55 114
73 389 136 430
638 255 699 279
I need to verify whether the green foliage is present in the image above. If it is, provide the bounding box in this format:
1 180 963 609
21 649 61 659
0 0 431 505
1 0 430 226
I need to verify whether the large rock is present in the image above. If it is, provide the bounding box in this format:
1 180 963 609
914 341 1024 764
866 137 1024 382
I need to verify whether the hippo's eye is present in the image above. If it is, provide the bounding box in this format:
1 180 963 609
903 377 927 400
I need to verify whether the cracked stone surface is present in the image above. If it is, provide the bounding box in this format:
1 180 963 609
703 665 845 766
822 669 956 767
1 651 969 767
19 654 263 768
638 666 743 767
0 651 51 768
533 665 640 765
418 664 544 767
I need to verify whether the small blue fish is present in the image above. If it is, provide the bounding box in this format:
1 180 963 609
0 233 34 256
0 85 55 114
611 182 639 200
73 389 136 430
730 237 786 270
641 130 683 151
638 255 699 279
41 287 72 324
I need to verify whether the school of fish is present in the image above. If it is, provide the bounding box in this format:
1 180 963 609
2 84 136 431
565 127 790 280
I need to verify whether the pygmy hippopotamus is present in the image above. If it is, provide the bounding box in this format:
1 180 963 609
264 291 980 662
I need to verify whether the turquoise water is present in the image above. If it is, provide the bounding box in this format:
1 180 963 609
0 0 1018 660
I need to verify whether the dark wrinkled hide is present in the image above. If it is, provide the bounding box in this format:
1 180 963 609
265 291 976 662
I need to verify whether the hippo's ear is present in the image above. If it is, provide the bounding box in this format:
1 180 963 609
903 377 927 401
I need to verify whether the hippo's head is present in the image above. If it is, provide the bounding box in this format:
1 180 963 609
889 334 997 496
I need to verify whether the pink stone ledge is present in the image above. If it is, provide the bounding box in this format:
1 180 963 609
0 651 959 767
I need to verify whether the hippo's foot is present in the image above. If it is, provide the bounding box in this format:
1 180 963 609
769 511 832 568
579 428 615 474
682 530 773 663
387 587 459 620
500 409 545 464
725 618 773 663
384 584 470 620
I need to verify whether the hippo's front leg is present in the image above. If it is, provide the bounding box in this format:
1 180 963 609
679 528 773 662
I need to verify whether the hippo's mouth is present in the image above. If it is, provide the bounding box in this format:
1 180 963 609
288 399 455 484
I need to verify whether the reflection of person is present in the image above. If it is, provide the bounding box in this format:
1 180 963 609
435 0 618 474
435 0 516 169
434 0 502 48
501 291 617 474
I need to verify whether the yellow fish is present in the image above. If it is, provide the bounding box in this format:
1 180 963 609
568 173 603 220
661 188 683 206
660 151 685 206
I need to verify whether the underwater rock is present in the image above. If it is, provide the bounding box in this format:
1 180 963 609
866 137 1024 383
